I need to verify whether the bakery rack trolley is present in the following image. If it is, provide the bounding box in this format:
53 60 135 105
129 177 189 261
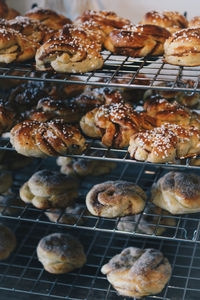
0 52 200 300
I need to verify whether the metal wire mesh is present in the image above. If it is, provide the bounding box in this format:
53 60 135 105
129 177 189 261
0 219 200 300
0 157 200 243
1 52 200 93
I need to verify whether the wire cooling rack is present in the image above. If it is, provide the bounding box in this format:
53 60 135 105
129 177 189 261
1 52 200 93
0 219 199 300
0 137 199 170
1 157 200 243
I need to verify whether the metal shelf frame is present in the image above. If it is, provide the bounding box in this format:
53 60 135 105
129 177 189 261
1 52 200 93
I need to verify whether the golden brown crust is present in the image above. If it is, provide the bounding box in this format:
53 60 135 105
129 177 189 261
188 16 200 28
144 97 200 129
10 120 86 158
0 223 16 260
35 32 103 73
37 233 86 274
0 0 20 20
25 7 72 30
151 171 200 214
104 24 170 57
101 247 171 298
86 180 146 218
164 28 200 66
141 11 188 34
128 124 200 163
0 102 15 134
74 10 131 35
0 27 38 63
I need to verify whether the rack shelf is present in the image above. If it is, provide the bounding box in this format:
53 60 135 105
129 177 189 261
0 158 200 244
0 219 199 300
1 52 200 93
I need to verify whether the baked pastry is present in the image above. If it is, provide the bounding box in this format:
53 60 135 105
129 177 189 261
104 24 170 57
7 16 54 43
57 155 116 177
0 223 16 260
164 28 200 66
35 33 103 73
151 171 200 214
140 11 188 34
74 10 131 35
0 27 38 63
28 97 81 123
7 82 48 113
117 206 176 235
0 170 12 193
25 7 72 30
0 0 19 20
86 181 146 218
0 193 24 216
144 97 200 129
10 119 86 158
0 101 15 134
188 16 200 28
101 247 171 298
20 169 78 209
128 124 200 163
37 233 86 274
45 203 86 225
189 157 200 166
80 102 156 148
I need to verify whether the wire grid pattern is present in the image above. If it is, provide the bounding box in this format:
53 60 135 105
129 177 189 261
1 52 200 93
0 219 199 300
0 137 199 170
1 157 200 243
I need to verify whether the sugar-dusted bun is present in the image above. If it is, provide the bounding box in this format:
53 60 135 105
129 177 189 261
86 180 146 218
104 24 170 57
25 7 72 30
74 10 131 35
37 233 86 274
188 16 200 28
20 169 78 209
117 205 176 235
101 247 171 298
140 11 188 34
128 124 200 163
0 170 12 193
10 120 86 158
0 223 16 260
164 28 200 66
151 171 200 214
0 27 38 63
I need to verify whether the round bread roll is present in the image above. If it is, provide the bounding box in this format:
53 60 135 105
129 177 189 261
164 28 200 66
0 223 16 260
20 169 78 209
151 171 200 214
0 194 24 216
117 206 176 235
86 181 146 218
37 233 86 274
101 247 171 298
57 155 116 177
140 11 188 34
0 170 12 193
45 203 86 225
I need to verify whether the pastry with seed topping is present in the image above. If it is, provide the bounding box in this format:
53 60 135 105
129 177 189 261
20 169 78 209
140 11 188 34
10 119 86 158
101 247 171 298
37 233 86 274
164 28 200 66
86 180 146 218
151 171 200 214
104 24 170 57
128 123 200 163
